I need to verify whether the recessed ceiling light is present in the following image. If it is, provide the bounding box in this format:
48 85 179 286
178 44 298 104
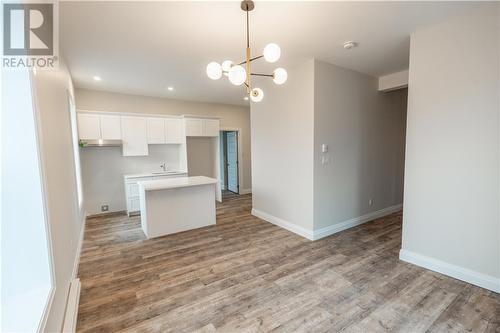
93 76 101 81
167 86 174 91
343 41 357 50
244 96 249 101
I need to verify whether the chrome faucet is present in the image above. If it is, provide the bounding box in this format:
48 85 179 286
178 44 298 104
160 162 168 172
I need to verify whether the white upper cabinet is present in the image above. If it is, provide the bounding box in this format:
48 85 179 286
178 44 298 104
147 117 183 144
147 118 166 144
185 118 219 137
165 118 183 143
77 114 100 140
121 116 149 156
204 119 220 137
184 118 203 137
100 115 122 140
77 113 122 140
76 112 191 156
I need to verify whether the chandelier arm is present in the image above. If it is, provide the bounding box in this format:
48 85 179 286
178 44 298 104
250 73 274 78
237 55 263 66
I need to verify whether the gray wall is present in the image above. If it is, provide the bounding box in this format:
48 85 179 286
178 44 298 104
250 60 315 231
186 137 217 179
250 59 407 235
402 5 499 281
313 61 407 230
80 145 181 215
75 88 252 192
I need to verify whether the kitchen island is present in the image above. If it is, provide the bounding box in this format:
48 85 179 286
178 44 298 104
124 171 188 216
138 176 218 239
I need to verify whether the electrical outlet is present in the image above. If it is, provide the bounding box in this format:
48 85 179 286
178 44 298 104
101 205 109 212
368 199 373 207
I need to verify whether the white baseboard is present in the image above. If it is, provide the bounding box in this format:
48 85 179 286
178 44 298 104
251 208 314 240
39 286 56 332
72 212 86 279
312 204 403 240
399 249 500 293
62 278 81 333
240 188 252 195
252 204 402 242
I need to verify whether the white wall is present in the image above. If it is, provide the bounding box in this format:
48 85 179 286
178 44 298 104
401 5 500 290
314 61 407 230
2 69 53 332
80 145 181 215
31 59 86 331
75 89 252 192
250 60 315 233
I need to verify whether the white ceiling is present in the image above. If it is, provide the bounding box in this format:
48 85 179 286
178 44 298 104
60 1 482 106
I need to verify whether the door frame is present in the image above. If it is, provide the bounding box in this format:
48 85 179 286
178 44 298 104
220 127 243 195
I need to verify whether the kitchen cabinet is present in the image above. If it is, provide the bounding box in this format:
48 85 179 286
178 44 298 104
100 115 122 140
165 118 183 143
147 118 166 144
147 118 183 144
204 119 220 137
185 118 203 136
121 116 148 156
185 118 219 137
77 113 121 140
77 114 100 140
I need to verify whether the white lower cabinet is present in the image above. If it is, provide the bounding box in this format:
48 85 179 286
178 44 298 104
129 197 141 212
124 173 187 215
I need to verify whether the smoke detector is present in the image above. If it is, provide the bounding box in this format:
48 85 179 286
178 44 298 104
343 41 357 50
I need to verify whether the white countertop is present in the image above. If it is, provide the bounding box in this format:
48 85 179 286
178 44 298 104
124 171 187 179
138 176 218 191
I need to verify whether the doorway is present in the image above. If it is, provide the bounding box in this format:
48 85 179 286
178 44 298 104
220 130 240 195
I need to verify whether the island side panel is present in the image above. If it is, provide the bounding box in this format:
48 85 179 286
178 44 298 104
142 183 216 238
139 185 149 237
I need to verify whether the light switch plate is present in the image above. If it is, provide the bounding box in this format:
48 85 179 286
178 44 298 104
322 144 328 153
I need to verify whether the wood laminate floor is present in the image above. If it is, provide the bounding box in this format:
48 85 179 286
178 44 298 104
77 194 499 332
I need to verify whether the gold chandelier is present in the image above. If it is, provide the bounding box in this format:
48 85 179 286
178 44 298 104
206 0 287 102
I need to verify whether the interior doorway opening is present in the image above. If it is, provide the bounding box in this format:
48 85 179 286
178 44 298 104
220 130 240 196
